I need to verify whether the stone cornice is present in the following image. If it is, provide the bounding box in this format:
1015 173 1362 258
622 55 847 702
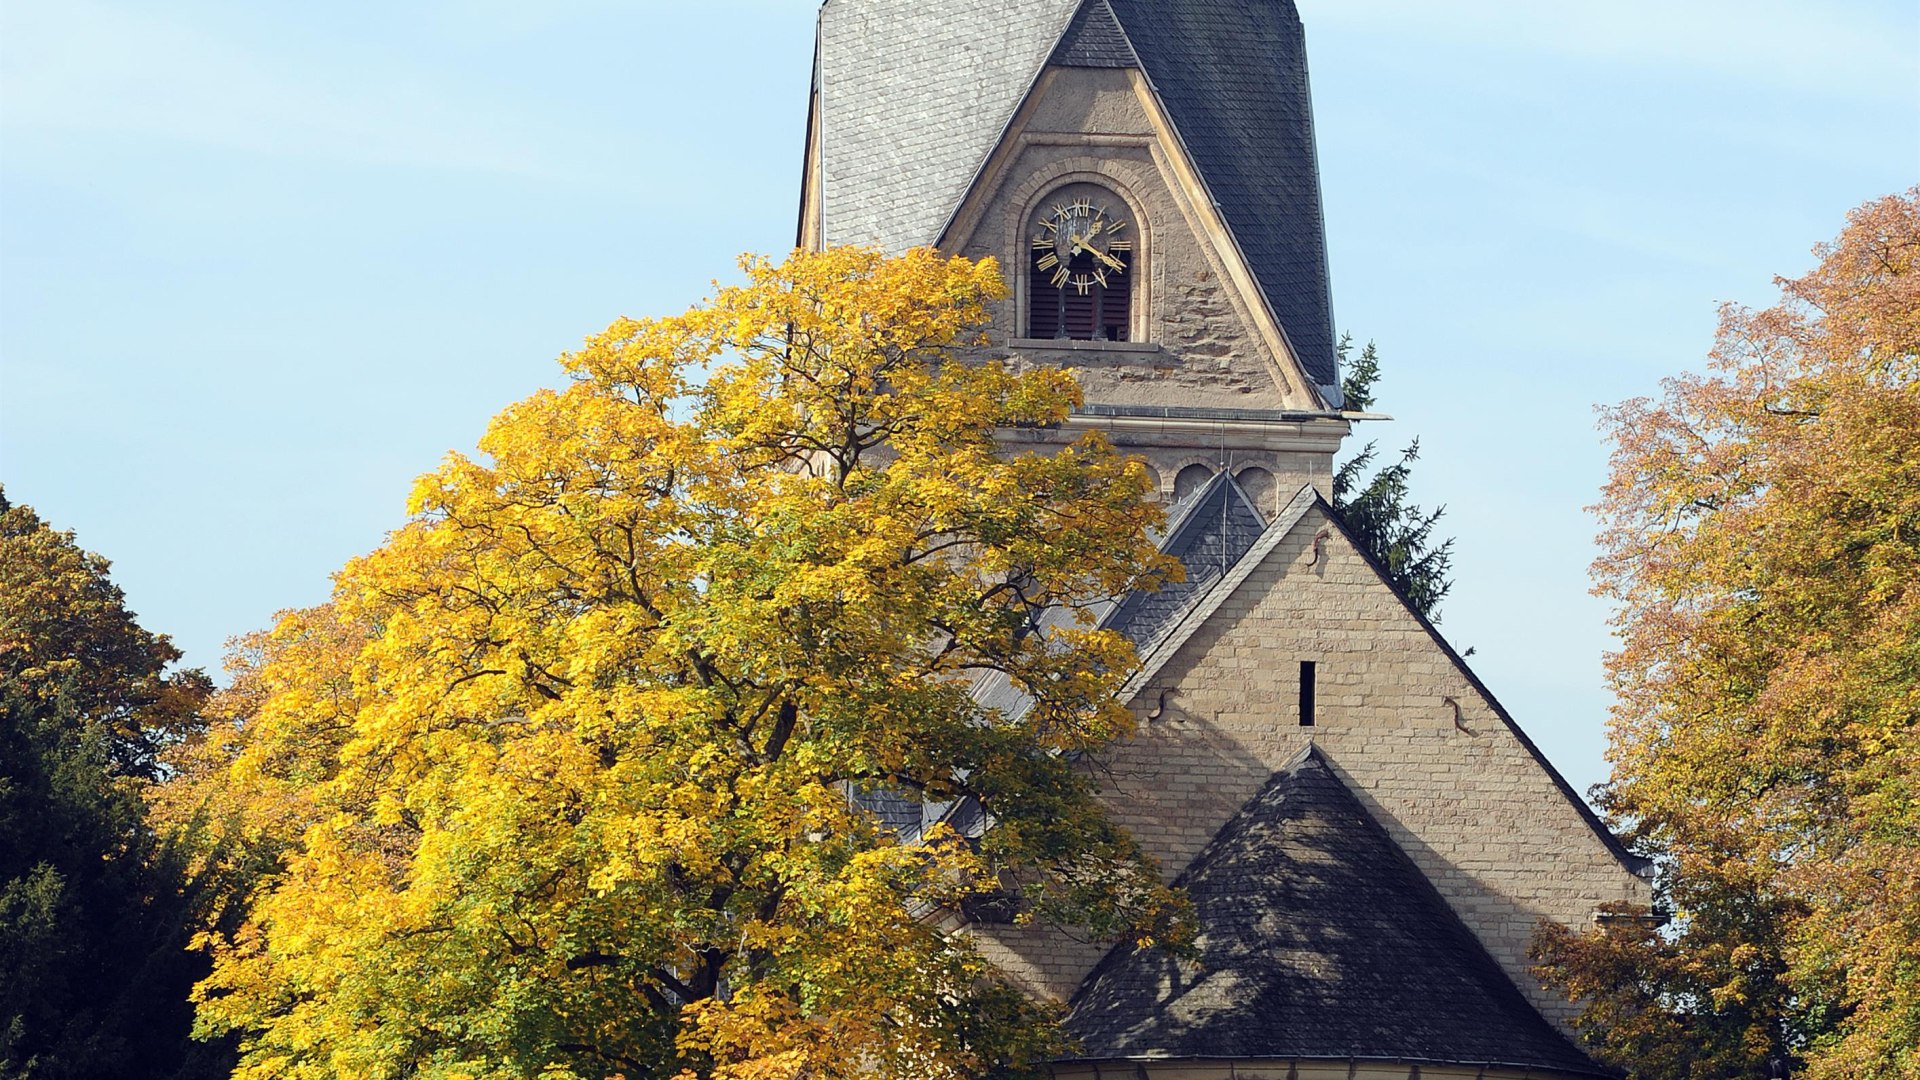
998 413 1351 454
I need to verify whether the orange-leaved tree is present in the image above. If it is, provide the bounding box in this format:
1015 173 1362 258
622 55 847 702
162 247 1186 1080
1535 189 1920 1078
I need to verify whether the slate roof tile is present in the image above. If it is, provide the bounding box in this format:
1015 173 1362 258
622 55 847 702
1105 0 1338 391
1062 747 1610 1074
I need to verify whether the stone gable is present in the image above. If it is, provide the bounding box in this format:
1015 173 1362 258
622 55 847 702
974 499 1650 1027
946 65 1311 415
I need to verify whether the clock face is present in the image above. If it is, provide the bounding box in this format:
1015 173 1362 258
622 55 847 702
1031 196 1133 295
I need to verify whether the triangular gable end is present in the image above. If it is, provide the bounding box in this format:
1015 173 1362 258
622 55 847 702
934 9 1330 410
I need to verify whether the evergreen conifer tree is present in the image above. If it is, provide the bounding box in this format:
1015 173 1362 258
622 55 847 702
1330 336 1456 620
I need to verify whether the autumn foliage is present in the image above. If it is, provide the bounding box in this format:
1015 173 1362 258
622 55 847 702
161 248 1186 1079
1 493 238 1079
1536 189 1920 1077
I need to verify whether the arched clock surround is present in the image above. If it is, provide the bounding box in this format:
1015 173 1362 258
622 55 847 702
1010 170 1152 345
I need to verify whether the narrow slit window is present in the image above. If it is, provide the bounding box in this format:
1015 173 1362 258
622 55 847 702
1299 661 1316 727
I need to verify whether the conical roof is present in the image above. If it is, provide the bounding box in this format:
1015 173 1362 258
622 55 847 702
1062 747 1609 1075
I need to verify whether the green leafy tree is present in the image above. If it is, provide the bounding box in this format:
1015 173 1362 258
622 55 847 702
0 490 236 1080
1533 189 1920 1078
1332 336 1456 619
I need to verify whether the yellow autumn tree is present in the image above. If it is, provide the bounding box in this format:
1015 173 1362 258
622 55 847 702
1535 189 1920 1077
163 247 1186 1080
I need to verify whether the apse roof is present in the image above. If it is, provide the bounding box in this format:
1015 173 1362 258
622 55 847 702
810 0 1340 395
1061 746 1610 1074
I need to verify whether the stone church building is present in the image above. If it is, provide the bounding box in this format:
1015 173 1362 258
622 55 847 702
798 2 1652 1076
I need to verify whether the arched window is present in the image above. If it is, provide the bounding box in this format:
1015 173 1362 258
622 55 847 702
1174 464 1213 500
1235 466 1276 515
1027 184 1135 341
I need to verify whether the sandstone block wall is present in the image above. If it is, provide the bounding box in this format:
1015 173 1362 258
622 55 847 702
973 504 1650 1027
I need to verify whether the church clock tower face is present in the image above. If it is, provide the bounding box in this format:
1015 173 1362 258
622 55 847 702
1032 196 1132 295
1027 185 1134 340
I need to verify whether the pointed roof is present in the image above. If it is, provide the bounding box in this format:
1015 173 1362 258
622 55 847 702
1051 0 1137 69
1061 747 1609 1074
1107 0 1337 393
808 0 1339 395
811 0 1079 255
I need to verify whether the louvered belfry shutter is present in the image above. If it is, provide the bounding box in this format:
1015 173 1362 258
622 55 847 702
1029 260 1130 341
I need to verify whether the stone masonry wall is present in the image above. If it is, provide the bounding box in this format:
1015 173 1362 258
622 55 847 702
948 65 1344 514
971 503 1651 1027
951 67 1308 414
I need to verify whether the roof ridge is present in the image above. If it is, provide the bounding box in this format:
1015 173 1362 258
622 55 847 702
1060 748 1609 1073
1309 493 1652 877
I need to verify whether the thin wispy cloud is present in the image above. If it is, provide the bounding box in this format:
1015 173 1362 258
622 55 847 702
0 0 567 179
1303 0 1917 104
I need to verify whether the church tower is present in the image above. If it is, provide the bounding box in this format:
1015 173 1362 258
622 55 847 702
799 0 1350 515
801 3 1651 1076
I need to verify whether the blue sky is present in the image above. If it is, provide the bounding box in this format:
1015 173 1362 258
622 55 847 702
3 0 1916 797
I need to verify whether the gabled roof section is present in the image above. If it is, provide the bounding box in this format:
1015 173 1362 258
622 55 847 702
1051 0 1138 68
812 0 1079 252
808 0 1339 395
1105 471 1268 652
1062 747 1608 1074
1119 488 1652 877
1107 0 1338 393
